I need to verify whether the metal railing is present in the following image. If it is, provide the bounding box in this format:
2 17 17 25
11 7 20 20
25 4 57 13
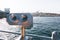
0 30 59 40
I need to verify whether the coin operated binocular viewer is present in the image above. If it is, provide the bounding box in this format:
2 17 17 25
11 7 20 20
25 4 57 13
7 13 33 29
0 9 33 40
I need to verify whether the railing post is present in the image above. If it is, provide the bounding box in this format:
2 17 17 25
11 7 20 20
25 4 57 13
52 31 60 40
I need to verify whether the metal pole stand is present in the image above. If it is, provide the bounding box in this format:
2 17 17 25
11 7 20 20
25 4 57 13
21 25 25 40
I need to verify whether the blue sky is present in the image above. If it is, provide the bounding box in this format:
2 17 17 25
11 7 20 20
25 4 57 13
0 0 60 13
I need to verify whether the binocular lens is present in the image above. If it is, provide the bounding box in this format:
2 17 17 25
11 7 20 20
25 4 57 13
12 16 17 21
22 15 27 22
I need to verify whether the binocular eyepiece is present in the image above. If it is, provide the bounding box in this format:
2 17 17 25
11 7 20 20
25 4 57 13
11 14 28 22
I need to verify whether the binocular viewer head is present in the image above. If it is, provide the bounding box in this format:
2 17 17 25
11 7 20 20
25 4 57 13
7 13 33 29
0 8 33 29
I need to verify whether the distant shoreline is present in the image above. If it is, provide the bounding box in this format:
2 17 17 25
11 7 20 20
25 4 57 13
32 12 60 17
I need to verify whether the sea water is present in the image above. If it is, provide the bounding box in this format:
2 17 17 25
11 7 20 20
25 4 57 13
26 17 60 40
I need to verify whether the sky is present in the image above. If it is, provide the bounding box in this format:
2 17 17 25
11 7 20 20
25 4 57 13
0 0 60 13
